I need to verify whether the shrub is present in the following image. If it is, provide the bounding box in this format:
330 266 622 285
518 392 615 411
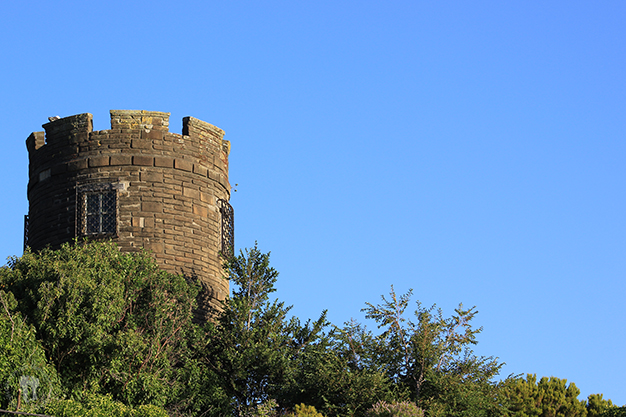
46 393 168 417
290 403 325 417
245 398 279 417
364 400 424 417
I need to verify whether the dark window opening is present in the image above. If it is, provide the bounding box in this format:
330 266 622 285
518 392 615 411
24 214 29 251
218 198 234 257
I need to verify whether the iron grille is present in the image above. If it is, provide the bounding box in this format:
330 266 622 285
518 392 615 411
218 198 234 257
23 214 29 251
77 190 117 236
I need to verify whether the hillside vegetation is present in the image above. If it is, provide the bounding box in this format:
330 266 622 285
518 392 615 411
0 241 623 417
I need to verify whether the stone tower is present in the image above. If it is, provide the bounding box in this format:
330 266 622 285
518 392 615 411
25 110 233 318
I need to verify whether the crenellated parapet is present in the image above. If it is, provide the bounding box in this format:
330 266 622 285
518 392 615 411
26 110 233 319
27 111 230 195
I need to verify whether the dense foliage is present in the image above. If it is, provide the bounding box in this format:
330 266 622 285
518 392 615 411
362 287 504 416
0 289 60 412
502 374 587 417
0 241 622 416
364 401 424 417
501 375 626 417
0 241 203 414
45 393 169 417
201 245 327 415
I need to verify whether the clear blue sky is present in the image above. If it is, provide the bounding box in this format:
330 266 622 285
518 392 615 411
1 0 624 405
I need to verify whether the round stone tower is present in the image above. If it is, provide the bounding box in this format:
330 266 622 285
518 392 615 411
25 110 233 318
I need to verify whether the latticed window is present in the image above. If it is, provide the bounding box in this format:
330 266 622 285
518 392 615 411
218 198 234 257
77 187 118 236
23 215 29 251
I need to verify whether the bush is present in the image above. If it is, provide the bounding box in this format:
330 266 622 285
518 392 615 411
290 403 325 417
365 401 424 417
244 399 279 417
46 393 168 417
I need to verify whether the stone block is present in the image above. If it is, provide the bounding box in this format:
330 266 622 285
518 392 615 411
144 242 164 253
51 163 67 175
155 156 174 168
142 202 162 213
140 171 163 183
174 159 193 172
89 156 110 167
193 163 208 177
66 158 88 172
110 155 132 166
133 155 153 166
183 187 200 200
131 217 145 228
142 129 164 140
193 205 208 217
131 139 151 149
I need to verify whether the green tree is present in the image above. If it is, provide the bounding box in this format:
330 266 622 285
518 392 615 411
217 252 398 417
502 374 587 417
203 244 327 416
596 408 626 417
587 394 613 417
0 289 60 413
288 320 398 416
586 394 626 417
0 241 203 411
362 286 504 416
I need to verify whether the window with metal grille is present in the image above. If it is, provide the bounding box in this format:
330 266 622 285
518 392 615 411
23 214 29 251
77 189 117 236
218 198 234 257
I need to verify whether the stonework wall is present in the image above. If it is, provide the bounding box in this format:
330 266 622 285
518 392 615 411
26 110 231 317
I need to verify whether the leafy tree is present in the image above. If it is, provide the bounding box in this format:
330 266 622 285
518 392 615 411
0 289 60 413
502 374 587 417
203 244 327 416
597 408 626 417
362 286 504 416
587 394 614 417
288 322 398 417
586 394 626 417
219 259 397 417
5 240 622 417
0 241 203 411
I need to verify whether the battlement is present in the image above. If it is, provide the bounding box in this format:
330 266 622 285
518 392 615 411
110 110 170 131
25 110 233 319
27 110 228 156
26 110 230 193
